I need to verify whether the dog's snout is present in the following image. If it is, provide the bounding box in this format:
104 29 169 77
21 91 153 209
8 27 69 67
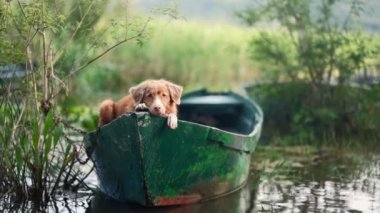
154 106 161 111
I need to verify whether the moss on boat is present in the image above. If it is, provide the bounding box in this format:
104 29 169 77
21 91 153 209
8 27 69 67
85 89 263 206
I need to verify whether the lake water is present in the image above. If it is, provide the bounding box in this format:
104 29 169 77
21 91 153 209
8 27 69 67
2 147 380 212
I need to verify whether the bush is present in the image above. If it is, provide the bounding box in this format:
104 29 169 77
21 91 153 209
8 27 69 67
247 82 380 145
0 0 152 209
239 0 380 145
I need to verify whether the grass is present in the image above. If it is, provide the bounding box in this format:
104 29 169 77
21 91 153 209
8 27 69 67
1 5 379 210
67 20 261 106
64 20 380 143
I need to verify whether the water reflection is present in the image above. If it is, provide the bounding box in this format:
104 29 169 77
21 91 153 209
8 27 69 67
2 148 379 212
86 149 380 213
251 151 380 213
87 181 253 213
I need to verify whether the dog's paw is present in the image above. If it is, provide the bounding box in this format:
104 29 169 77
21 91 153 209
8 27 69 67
167 114 178 129
135 103 148 112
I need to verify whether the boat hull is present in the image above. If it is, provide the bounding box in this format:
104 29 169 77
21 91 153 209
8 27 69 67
85 91 262 206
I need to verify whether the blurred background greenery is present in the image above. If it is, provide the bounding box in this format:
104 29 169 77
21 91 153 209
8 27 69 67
64 0 380 146
2 0 379 144
67 20 260 104
1 0 379 209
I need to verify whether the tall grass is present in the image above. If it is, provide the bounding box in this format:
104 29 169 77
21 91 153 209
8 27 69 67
0 0 152 210
69 20 261 105
0 78 71 208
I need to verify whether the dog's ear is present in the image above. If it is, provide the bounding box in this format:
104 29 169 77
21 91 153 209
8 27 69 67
129 85 145 103
166 82 183 105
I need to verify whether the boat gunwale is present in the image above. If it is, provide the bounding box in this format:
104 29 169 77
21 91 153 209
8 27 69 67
180 89 264 135
87 90 263 154
84 89 263 206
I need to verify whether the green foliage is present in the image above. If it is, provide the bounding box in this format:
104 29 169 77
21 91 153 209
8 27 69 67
0 0 153 208
248 32 299 81
248 82 380 145
239 0 380 145
65 21 260 105
0 102 69 205
239 0 379 85
66 106 98 131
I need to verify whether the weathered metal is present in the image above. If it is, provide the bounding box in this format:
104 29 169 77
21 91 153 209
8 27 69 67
85 89 263 206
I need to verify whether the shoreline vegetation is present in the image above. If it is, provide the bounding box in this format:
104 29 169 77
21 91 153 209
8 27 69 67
1 0 379 211
67 18 380 145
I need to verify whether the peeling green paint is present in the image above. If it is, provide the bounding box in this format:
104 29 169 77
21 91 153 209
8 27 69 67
85 90 263 206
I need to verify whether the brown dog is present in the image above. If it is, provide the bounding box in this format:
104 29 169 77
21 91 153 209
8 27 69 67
98 79 183 129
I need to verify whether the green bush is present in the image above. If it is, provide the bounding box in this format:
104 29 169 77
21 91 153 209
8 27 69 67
238 0 379 84
247 82 380 145
0 0 151 208
65 106 98 131
239 0 380 145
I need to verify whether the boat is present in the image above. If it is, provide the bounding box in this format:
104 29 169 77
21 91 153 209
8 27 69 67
85 89 263 206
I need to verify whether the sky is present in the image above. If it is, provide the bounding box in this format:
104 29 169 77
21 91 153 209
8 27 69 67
132 0 253 25
131 0 380 32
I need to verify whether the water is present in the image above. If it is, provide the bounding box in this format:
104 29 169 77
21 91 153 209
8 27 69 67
2 147 380 212
248 147 380 213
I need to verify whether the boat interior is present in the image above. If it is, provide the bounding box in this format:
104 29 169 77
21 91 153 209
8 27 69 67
179 94 260 135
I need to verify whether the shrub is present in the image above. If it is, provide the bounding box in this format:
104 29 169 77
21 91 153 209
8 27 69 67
247 82 380 145
0 0 152 209
239 0 380 145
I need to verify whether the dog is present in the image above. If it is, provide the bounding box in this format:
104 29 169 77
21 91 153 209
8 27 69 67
98 79 183 129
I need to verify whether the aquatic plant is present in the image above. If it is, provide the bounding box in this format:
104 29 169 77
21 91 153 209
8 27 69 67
0 0 154 209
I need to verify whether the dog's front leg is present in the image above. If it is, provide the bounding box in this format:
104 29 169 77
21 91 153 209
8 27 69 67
167 113 178 129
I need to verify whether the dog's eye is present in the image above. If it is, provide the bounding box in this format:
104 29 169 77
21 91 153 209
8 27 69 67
162 94 167 97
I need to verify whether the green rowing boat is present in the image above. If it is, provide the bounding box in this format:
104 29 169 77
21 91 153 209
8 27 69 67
85 89 263 206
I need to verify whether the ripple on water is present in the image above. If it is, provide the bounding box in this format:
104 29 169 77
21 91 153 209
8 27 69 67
251 152 380 213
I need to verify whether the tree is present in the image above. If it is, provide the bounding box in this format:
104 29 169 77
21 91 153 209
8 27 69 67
237 0 377 88
238 0 380 144
0 0 152 208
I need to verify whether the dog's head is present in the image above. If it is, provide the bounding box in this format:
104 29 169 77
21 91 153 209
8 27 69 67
129 79 183 116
